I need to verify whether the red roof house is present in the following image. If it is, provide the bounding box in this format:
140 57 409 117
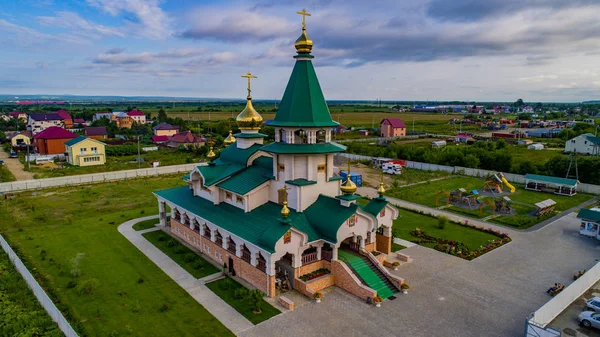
85 126 108 140
380 118 407 138
56 109 73 128
33 126 77 155
167 131 205 148
152 135 169 144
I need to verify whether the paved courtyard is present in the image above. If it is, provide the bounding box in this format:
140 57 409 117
240 213 600 337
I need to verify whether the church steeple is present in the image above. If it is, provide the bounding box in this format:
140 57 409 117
236 72 263 130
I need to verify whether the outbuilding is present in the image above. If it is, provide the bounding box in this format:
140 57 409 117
578 208 600 239
524 173 578 196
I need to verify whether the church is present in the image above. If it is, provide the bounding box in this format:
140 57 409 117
154 10 403 302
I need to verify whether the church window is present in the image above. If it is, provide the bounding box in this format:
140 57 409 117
226 191 232 200
284 231 291 244
317 164 326 172
317 129 326 143
278 164 285 172
294 129 308 144
236 195 244 204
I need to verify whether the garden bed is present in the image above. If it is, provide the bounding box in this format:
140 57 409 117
299 268 330 282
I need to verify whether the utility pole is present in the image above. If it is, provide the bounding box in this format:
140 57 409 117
137 136 141 169
413 117 416 133
26 142 30 170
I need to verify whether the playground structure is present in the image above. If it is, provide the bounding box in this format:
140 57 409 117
494 196 513 215
436 190 450 207
479 198 496 218
484 172 516 195
450 188 479 209
535 199 556 216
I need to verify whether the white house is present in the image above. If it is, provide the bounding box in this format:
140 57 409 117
27 113 65 135
564 133 600 155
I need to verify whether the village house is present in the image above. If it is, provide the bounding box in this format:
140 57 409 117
564 133 600 155
167 131 205 148
154 23 403 303
55 110 73 129
27 113 65 134
153 123 180 137
9 130 32 148
33 126 77 155
127 109 146 124
65 136 106 166
9 111 28 121
84 126 108 140
380 118 406 137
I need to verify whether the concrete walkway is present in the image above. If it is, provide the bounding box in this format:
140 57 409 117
118 215 254 334
0 147 34 181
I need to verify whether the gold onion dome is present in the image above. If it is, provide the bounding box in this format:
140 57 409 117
224 129 236 146
207 146 216 160
236 72 263 130
377 180 386 196
295 8 313 53
340 162 357 195
281 201 290 219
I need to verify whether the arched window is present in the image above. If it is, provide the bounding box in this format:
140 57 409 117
279 129 285 143
215 230 223 246
317 129 327 143
294 129 307 144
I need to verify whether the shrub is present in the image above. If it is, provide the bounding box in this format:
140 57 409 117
40 249 47 261
174 246 187 254
248 289 264 314
132 301 141 313
159 303 170 312
373 295 383 303
167 239 177 248
183 253 196 262
437 216 448 229
401 283 410 290
70 253 85 278
76 278 100 295
313 292 323 299
192 261 203 270
66 280 77 289
157 235 168 242
233 288 249 300
137 277 144 284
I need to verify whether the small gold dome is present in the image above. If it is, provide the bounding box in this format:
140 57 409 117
223 130 236 146
340 176 357 195
207 146 216 160
295 28 313 53
236 97 263 130
281 201 290 219
377 181 386 196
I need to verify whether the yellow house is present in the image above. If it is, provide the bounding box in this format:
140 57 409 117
64 136 106 166
10 131 32 147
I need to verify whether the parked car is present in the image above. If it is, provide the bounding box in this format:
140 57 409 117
9 151 17 158
586 297 600 311
579 311 600 329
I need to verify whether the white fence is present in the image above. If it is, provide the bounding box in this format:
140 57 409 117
0 234 78 337
525 261 600 335
0 163 198 193
336 154 600 195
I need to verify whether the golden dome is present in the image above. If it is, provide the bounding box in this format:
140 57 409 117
236 97 263 130
281 201 290 219
340 162 357 195
224 130 236 146
295 28 313 53
377 181 386 196
207 146 215 160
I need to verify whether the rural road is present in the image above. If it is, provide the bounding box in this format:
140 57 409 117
0 147 34 181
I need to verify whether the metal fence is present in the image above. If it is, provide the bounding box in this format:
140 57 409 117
0 234 78 337
336 153 600 195
0 163 199 193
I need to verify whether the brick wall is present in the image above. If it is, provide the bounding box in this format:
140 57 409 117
376 233 392 254
331 260 376 301
279 296 295 311
170 220 275 297
365 242 376 252
298 260 331 277
294 274 335 298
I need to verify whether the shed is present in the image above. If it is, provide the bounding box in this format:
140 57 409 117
524 174 578 196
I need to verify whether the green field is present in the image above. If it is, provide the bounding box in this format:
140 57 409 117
0 250 63 336
393 209 499 251
24 147 202 179
205 278 280 324
142 230 219 278
390 176 594 229
0 176 233 337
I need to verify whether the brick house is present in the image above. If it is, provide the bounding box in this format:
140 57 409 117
167 131 205 148
380 118 406 137
33 126 77 155
127 109 146 124
155 28 403 303
153 123 180 137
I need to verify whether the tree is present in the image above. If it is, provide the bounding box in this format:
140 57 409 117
158 108 168 123
514 98 524 108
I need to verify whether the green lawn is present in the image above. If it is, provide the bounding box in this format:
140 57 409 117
142 230 219 278
391 242 406 252
0 164 16 182
0 250 63 336
393 209 499 251
205 278 280 324
0 176 233 337
133 218 159 231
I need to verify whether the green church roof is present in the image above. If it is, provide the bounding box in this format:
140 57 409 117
215 143 263 166
360 197 388 217
268 58 338 128
217 156 274 195
260 142 346 154
304 194 358 243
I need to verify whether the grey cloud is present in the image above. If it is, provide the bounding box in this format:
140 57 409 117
106 48 125 54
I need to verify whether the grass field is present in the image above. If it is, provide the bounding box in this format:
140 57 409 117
0 250 63 336
205 277 280 324
0 176 234 337
132 218 159 231
393 209 499 250
142 230 219 278
0 164 16 182
24 148 202 179
390 176 593 229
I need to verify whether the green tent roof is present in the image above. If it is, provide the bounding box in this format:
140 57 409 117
154 188 355 252
198 163 245 186
233 133 267 139
524 174 578 187
215 143 263 166
578 209 600 222
360 197 388 217
217 156 273 195
268 59 338 128
260 142 346 154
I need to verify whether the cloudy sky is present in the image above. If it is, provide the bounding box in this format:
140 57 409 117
1 0 599 102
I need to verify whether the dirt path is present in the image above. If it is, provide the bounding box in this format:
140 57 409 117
0 147 34 181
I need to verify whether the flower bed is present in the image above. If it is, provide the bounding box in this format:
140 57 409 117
410 226 511 260
299 268 330 282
